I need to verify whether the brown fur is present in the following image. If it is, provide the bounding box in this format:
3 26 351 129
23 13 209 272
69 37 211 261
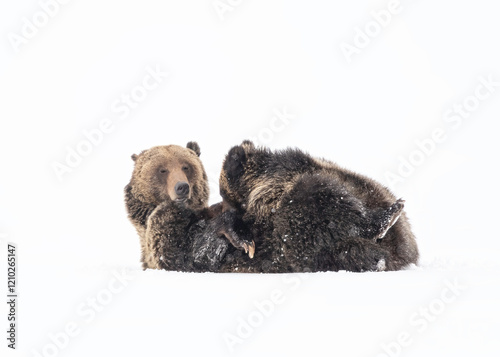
124 142 209 269
218 141 419 272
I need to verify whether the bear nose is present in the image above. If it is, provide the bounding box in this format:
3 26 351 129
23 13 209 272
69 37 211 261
174 182 190 198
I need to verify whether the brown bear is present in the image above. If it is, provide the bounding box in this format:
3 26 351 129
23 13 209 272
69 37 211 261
124 141 417 273
124 142 215 270
215 140 419 272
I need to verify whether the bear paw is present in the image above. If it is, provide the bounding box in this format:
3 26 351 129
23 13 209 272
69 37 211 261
222 228 255 259
372 198 405 241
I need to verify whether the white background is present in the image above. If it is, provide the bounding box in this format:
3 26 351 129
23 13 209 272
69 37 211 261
1 1 499 356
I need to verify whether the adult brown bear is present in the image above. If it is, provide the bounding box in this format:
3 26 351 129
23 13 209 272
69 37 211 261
215 140 419 272
124 142 214 270
124 141 418 273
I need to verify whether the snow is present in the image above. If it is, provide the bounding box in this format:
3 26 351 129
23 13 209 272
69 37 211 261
11 260 500 356
1 1 500 356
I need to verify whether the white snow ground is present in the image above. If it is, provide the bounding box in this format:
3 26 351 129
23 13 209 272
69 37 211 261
10 257 500 357
1 1 500 356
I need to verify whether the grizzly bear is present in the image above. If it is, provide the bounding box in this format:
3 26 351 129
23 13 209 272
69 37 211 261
216 140 419 272
124 141 418 273
124 142 230 271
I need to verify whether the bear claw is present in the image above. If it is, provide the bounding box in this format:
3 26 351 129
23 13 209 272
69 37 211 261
241 240 256 259
247 241 255 259
219 227 256 259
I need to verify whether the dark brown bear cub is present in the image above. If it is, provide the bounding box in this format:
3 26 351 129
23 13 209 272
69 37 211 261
217 140 419 272
124 142 228 270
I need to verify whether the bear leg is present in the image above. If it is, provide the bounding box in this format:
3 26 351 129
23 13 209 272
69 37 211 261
145 201 197 271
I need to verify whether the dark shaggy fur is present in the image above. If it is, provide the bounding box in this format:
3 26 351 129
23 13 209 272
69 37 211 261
216 141 419 272
124 141 418 273
124 142 217 270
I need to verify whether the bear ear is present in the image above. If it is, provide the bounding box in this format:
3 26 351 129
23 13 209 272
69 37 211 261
131 154 138 161
223 145 247 183
241 140 255 151
186 141 201 157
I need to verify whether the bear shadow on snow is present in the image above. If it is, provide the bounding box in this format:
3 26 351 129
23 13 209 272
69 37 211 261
124 141 419 273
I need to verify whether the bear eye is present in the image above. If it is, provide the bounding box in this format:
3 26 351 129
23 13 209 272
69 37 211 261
182 165 190 172
159 168 168 174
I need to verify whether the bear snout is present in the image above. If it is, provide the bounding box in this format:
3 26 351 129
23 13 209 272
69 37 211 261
174 181 190 200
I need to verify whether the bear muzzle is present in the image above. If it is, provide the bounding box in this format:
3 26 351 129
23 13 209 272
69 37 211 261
173 181 190 202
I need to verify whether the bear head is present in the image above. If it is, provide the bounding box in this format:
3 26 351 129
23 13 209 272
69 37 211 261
219 140 257 211
128 141 209 211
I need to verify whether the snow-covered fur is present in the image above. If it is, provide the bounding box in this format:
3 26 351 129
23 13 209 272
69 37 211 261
216 140 419 272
